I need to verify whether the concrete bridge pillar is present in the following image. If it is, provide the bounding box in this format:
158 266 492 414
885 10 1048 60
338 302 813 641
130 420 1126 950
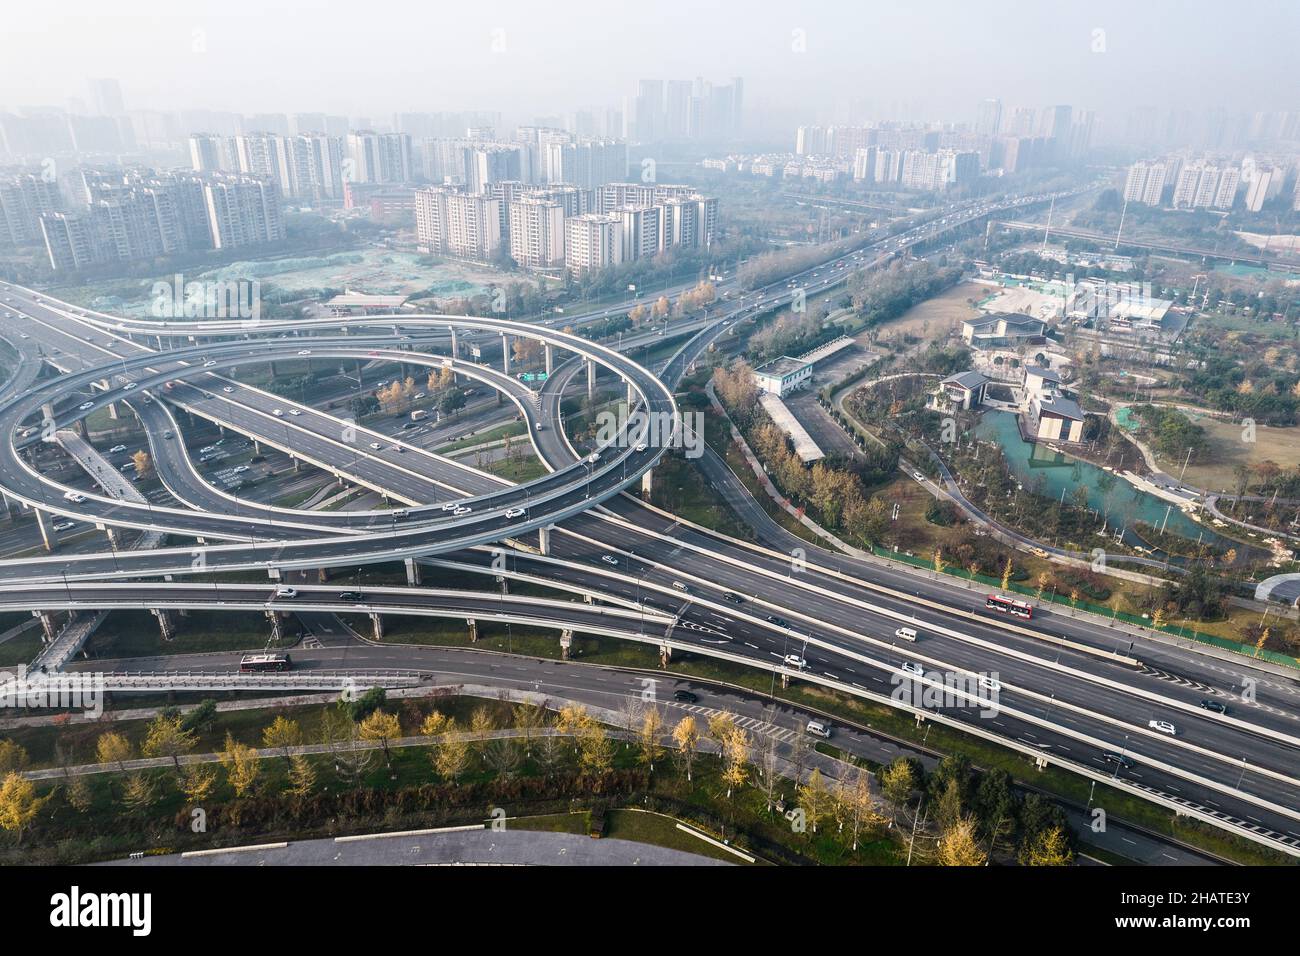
370 612 384 641
33 611 58 644
253 440 261 455
450 329 459 384
151 608 177 642
501 334 511 375
0 489 16 521
560 629 573 660
587 359 596 401
660 644 672 667
496 575 509 595
107 402 120 421
104 526 122 549
641 469 653 498
538 525 552 556
626 382 636 407
404 558 421 586
467 618 478 643
544 343 554 376
265 610 285 642
317 567 330 583
33 508 55 552
780 671 789 689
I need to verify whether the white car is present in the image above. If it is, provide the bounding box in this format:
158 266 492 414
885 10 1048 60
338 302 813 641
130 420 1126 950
601 555 619 566
978 675 1001 693
369 442 382 450
635 443 648 452
901 661 925 677
298 349 311 356
1148 719 1177 736
203 361 217 368
912 471 926 482
121 382 137 391
274 586 297 598
232 465 249 474
288 409 301 416
453 506 472 516
109 444 127 453
505 507 525 519
272 409 284 417
222 386 235 393
442 502 458 511
783 654 807 670
63 491 87 503
78 402 94 411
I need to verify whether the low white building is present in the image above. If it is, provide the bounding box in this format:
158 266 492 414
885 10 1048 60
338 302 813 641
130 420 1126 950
753 356 813 397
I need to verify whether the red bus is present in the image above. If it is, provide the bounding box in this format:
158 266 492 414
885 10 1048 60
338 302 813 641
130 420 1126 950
985 594 1034 619
239 653 292 672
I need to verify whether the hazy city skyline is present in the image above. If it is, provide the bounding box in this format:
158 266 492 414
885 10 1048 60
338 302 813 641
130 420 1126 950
3 0 1295 129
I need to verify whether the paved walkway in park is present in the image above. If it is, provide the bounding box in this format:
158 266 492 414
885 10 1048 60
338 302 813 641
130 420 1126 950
100 826 733 867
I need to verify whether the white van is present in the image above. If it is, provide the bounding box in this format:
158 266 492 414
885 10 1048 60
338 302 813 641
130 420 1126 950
894 627 918 642
806 719 832 739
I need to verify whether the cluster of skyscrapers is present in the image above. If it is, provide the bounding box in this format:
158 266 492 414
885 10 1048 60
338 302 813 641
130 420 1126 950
627 78 744 143
2 167 285 271
416 179 717 275
1123 155 1298 212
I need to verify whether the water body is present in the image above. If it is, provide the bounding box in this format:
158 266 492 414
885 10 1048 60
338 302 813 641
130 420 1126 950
974 410 1221 546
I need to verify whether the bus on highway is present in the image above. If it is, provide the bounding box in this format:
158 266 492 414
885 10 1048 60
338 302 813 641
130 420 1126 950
985 594 1034 619
239 653 293 672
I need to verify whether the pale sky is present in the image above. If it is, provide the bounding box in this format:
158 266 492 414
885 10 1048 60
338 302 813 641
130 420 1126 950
2 0 1294 124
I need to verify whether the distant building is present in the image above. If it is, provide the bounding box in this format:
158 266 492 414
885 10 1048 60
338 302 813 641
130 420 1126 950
961 313 1048 349
935 370 989 410
1022 365 1085 443
1123 160 1167 206
752 356 813 397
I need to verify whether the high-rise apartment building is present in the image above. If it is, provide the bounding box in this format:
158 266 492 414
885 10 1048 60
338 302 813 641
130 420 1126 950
347 131 412 184
415 186 502 261
507 196 566 270
565 213 623 274
1123 160 1168 206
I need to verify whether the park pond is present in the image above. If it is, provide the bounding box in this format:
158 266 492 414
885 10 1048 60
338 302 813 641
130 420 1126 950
974 409 1226 549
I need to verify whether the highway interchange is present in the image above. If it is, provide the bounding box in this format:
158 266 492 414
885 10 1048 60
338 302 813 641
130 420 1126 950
2 187 1299 860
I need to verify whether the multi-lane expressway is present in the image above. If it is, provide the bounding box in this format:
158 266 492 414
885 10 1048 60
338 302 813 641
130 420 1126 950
4 186 1300 858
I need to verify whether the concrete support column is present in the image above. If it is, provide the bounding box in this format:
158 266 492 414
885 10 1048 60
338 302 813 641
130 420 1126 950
501 334 511 375
538 525 552 556
34 611 58 644
467 618 478 643
370 612 384 641
317 567 329 583
560 628 573 660
626 382 636 407
104 526 121 549
253 440 262 455
404 558 421 586
780 671 789 689
34 508 55 552
660 644 672 667
0 489 16 521
450 328 459 384
265 610 284 642
496 575 509 595
152 608 176 642
544 343 554 376
107 402 120 421
587 359 596 401
641 468 653 498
